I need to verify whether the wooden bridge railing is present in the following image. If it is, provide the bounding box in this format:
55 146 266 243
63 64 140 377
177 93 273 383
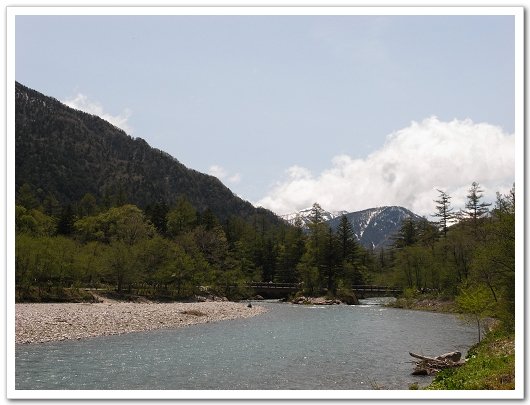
247 282 401 294
351 285 402 292
248 282 302 290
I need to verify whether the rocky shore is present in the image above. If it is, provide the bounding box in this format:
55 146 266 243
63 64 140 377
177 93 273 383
15 299 267 344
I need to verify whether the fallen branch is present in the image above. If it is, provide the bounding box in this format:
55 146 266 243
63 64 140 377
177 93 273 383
409 351 466 375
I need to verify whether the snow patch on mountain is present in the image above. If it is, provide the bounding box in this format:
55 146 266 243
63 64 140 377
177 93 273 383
283 205 422 250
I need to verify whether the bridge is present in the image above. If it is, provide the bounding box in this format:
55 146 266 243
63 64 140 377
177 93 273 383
248 282 302 299
350 285 403 298
247 282 402 299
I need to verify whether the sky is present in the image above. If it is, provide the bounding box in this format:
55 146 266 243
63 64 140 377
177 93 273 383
14 11 517 217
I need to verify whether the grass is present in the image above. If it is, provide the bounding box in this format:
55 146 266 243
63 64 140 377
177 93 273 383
426 328 515 390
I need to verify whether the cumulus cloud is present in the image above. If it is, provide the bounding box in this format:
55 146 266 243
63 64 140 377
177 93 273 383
63 93 133 134
257 117 515 217
208 165 242 185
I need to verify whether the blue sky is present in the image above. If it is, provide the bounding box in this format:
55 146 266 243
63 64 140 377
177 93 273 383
15 12 516 216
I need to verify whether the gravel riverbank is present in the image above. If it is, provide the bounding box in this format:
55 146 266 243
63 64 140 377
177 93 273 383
15 300 267 344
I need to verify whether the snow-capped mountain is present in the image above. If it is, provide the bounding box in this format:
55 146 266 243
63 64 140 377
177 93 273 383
280 206 348 226
327 206 422 250
282 205 422 250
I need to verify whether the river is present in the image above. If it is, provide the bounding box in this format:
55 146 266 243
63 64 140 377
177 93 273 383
15 299 476 390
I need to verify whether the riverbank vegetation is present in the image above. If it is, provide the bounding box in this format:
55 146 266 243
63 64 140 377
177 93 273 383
381 183 515 333
15 182 515 322
427 326 515 390
15 184 376 302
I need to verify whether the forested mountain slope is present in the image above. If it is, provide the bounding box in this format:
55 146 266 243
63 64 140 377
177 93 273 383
15 81 279 223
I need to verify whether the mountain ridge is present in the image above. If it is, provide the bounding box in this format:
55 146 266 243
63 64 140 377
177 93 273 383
14 81 281 224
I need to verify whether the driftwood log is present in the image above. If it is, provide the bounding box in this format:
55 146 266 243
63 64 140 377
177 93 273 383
409 351 466 375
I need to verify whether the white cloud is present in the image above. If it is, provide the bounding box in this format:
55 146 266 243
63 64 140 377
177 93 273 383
228 173 242 184
63 93 133 134
208 165 241 185
257 117 515 217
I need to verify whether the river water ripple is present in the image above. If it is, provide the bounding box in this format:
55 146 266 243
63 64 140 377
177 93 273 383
15 300 476 390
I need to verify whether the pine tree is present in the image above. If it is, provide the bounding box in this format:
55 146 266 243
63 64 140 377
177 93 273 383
57 204 76 236
308 202 325 225
433 189 454 237
461 182 491 237
336 214 359 264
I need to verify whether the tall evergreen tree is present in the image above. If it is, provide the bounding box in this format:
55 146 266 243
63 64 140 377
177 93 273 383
433 189 454 237
392 217 418 248
461 182 491 237
336 214 359 264
308 202 325 225
57 204 76 236
145 202 169 236
323 227 340 294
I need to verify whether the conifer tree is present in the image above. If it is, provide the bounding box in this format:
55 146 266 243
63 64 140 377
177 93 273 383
433 189 454 237
336 214 358 264
461 182 491 237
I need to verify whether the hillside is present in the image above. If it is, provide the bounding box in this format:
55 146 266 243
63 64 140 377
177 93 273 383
15 81 280 223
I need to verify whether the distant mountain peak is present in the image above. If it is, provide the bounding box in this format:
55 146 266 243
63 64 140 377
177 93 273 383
283 205 422 249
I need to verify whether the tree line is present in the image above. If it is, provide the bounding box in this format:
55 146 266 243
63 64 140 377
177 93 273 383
15 184 374 302
15 181 515 330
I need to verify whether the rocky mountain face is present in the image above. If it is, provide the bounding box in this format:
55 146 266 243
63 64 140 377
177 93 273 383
283 205 422 250
14 81 281 224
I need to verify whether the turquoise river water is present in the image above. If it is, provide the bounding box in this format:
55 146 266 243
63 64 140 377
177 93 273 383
15 299 477 390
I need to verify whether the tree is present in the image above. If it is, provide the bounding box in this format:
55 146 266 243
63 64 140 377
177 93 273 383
392 217 418 248
323 227 340 294
193 224 228 269
42 193 61 218
145 202 169 236
456 284 496 342
57 204 76 236
461 182 491 236
74 204 155 245
75 241 107 287
167 197 197 237
470 185 515 329
17 183 39 210
16 206 56 236
104 240 137 293
335 214 363 286
336 215 358 263
261 237 278 282
78 193 98 217
433 189 454 237
308 202 325 225
277 221 306 283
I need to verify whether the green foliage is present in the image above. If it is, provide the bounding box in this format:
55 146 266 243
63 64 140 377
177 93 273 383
167 197 197 237
16 205 56 236
433 189 454 237
74 204 155 244
456 283 497 342
427 329 515 390
383 184 515 332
